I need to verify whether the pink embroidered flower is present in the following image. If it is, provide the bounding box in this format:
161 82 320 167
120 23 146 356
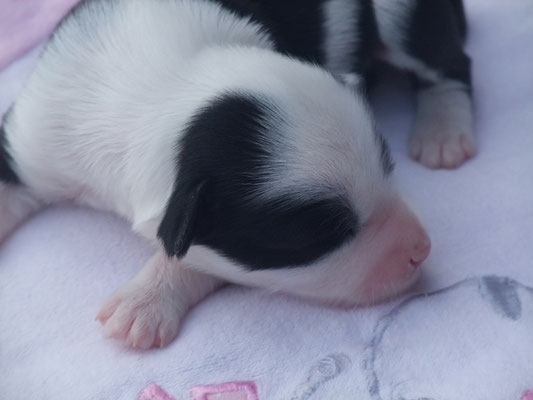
139 383 177 400
190 381 259 400
521 390 533 400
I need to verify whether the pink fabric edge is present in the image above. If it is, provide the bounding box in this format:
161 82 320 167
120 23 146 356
190 381 259 400
0 0 81 70
138 383 177 400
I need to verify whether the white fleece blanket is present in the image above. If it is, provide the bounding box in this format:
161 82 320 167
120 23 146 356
1 1 532 399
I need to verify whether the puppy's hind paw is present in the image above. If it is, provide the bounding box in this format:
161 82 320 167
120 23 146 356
409 131 475 169
410 81 475 169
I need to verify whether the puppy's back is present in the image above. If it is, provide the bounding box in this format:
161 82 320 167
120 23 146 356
2 0 272 207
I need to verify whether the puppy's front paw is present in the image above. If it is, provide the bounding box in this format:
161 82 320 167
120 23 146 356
96 251 223 349
409 130 475 169
96 280 184 349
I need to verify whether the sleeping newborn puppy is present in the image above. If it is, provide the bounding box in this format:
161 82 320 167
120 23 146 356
0 0 473 348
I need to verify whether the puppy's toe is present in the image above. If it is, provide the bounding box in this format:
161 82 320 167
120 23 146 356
418 140 442 169
96 296 121 323
410 130 476 169
460 133 476 158
408 137 422 161
103 300 136 340
127 315 159 349
155 319 182 348
441 136 467 169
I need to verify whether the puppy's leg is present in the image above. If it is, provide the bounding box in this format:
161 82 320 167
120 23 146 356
374 0 474 168
0 185 43 243
97 250 224 349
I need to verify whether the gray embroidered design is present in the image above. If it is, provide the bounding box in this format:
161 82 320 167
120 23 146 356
479 276 522 320
362 275 533 400
289 353 351 400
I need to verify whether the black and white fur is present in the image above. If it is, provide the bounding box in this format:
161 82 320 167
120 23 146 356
246 0 475 168
0 0 473 348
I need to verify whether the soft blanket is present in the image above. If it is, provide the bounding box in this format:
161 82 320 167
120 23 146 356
0 1 532 399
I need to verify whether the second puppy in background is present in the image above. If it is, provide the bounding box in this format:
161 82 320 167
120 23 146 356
254 0 475 168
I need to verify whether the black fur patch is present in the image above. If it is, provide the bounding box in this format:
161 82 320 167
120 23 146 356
353 0 380 74
0 124 21 185
246 0 327 64
158 180 209 258
448 0 468 39
376 131 394 176
158 93 359 270
214 0 381 72
405 0 471 86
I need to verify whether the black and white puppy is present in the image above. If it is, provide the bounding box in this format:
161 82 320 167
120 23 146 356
0 0 472 349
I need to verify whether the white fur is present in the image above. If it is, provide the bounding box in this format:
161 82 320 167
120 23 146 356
1 0 430 348
322 0 360 74
373 0 440 83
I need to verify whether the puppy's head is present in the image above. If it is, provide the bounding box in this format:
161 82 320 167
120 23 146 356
158 61 430 306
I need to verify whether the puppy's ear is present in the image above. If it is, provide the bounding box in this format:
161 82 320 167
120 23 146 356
157 180 208 258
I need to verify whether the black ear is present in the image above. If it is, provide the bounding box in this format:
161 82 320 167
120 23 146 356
157 180 208 258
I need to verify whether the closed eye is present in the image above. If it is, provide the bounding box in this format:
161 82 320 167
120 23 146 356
197 193 361 270
376 130 394 176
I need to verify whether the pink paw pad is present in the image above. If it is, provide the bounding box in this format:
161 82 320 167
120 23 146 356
139 383 177 400
190 381 259 400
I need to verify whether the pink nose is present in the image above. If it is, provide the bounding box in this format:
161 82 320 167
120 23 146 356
410 231 431 266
